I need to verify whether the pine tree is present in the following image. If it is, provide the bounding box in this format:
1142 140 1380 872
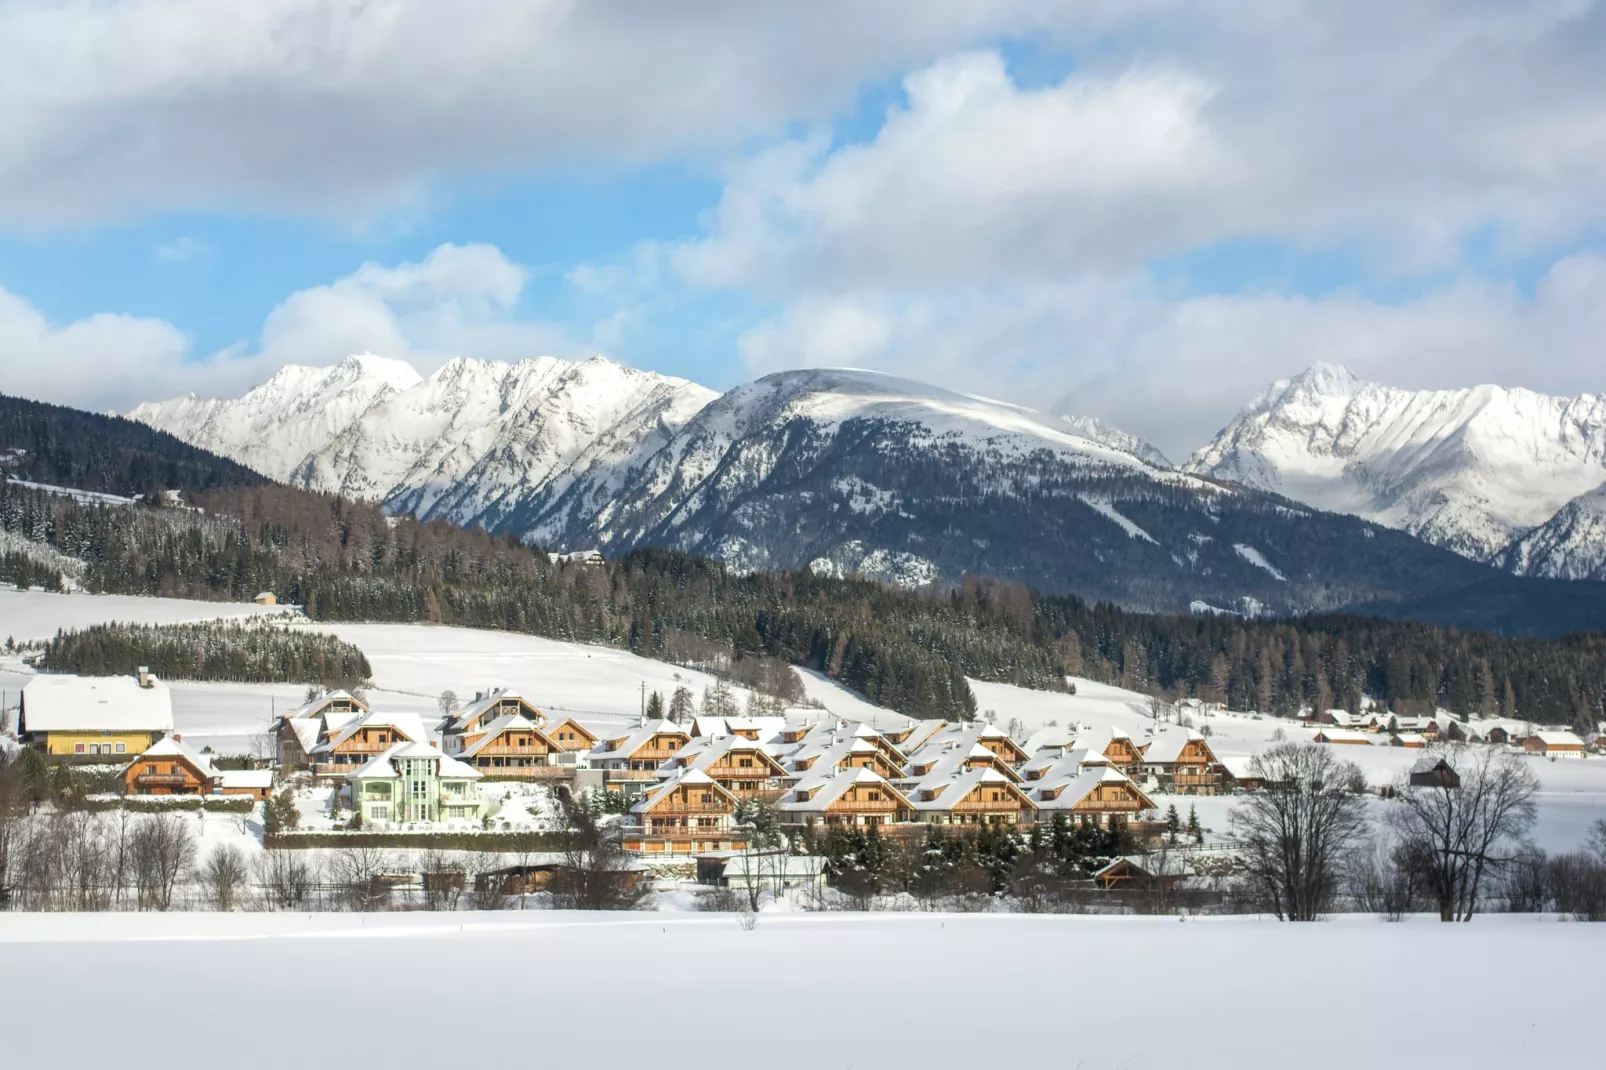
645 690 665 719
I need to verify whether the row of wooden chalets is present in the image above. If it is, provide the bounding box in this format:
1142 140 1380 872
19 672 1593 858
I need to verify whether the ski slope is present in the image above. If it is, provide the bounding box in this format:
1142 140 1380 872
0 912 1597 1070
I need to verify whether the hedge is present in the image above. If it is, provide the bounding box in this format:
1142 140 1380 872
265 830 566 852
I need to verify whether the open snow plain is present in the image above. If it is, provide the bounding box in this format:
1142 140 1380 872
0 911 1599 1069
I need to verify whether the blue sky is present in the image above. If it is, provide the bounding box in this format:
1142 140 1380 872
1 1 1603 457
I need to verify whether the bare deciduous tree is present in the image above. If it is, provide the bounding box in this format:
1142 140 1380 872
1229 743 1371 921
330 843 394 911
198 843 249 911
253 849 317 910
129 813 197 911
1389 744 1538 922
548 799 651 911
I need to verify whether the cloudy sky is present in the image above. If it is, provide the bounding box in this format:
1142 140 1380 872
1 0 1603 459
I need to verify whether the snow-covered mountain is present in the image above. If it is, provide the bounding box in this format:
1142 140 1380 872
129 355 1504 615
1057 414 1172 469
1499 483 1606 581
1185 363 1606 566
126 353 424 482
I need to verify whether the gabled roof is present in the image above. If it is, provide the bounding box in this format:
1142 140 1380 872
1031 757 1156 812
664 734 787 778
1143 729 1215 765
286 688 366 720
312 710 428 754
630 769 737 815
1313 728 1372 743
901 725 1022 783
590 719 690 761
22 674 174 733
781 766 911 813
347 740 482 781
445 688 544 733
456 713 558 758
908 767 1032 812
1530 730 1585 747
127 734 218 779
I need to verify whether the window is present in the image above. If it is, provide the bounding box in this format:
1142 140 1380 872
74 743 86 754
115 743 126 754
88 743 101 755
700 794 713 804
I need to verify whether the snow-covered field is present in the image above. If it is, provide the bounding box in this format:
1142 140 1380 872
0 588 278 642
0 911 1598 1069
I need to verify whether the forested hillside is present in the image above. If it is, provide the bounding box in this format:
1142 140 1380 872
4 393 1605 726
0 393 266 496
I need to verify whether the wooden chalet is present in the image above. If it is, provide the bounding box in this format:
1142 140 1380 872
451 714 566 778
1029 758 1158 827
778 767 913 827
307 711 429 778
122 735 274 799
1093 854 1190 891
665 735 788 797
542 716 598 753
1098 730 1147 776
1389 732 1427 748
1313 728 1372 746
624 770 747 855
440 689 547 743
907 768 1037 826
1524 731 1585 759
275 689 369 769
1408 756 1461 789
589 720 692 795
1141 730 1222 794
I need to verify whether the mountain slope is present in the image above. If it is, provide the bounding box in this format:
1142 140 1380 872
1 391 267 495
1058 413 1172 468
1499 483 1606 581
1185 363 1606 563
506 368 1500 614
127 353 424 481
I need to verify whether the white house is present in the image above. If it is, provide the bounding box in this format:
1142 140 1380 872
347 741 484 826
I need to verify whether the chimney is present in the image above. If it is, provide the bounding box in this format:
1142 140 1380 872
137 666 151 688
172 733 182 743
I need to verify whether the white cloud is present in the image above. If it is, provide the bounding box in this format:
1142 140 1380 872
735 255 1606 460
0 243 574 412
0 0 1114 226
153 237 208 264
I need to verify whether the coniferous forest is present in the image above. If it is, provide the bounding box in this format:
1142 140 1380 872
2 391 1605 726
39 620 372 687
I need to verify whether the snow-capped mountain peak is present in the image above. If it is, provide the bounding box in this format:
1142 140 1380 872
1186 363 1606 563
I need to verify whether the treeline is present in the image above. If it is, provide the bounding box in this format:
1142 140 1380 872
41 621 372 686
3 466 1606 725
0 550 64 592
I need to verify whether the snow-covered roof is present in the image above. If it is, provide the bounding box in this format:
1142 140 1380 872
287 718 322 751
313 710 428 754
1530 730 1584 747
664 734 784 778
347 740 482 781
1314 728 1373 743
630 768 729 814
1030 754 1155 812
457 713 551 758
129 734 217 777
1141 729 1211 765
218 769 274 790
446 688 544 733
590 719 690 761
908 767 1028 812
286 688 365 719
781 766 909 813
22 674 174 733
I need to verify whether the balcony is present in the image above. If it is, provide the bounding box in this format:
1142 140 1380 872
133 773 193 788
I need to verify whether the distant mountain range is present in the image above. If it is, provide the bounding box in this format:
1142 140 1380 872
119 352 1606 623
1184 363 1606 579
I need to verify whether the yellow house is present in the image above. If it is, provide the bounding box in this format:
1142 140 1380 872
20 669 175 760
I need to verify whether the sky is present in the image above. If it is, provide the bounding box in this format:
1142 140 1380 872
0 0 1603 460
